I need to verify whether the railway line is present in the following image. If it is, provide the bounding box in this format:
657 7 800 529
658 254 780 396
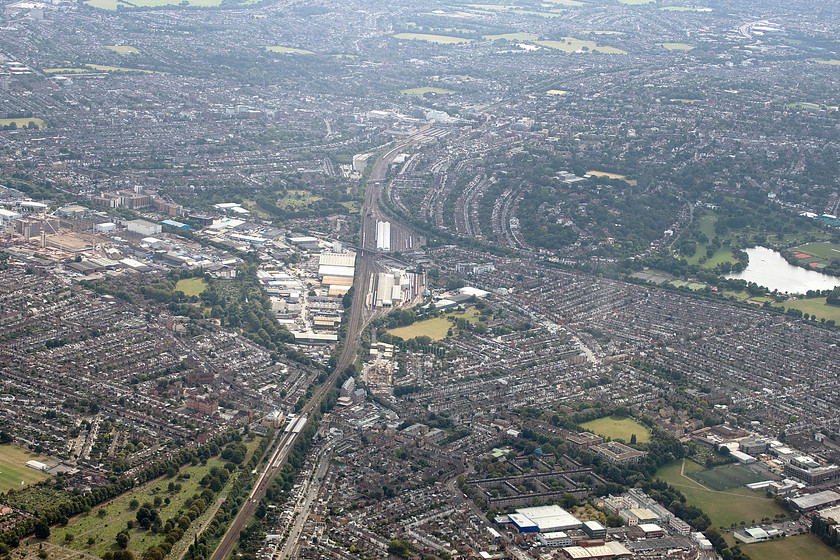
208 134 426 560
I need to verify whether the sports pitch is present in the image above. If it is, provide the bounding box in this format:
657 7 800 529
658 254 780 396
0 444 51 492
687 462 770 491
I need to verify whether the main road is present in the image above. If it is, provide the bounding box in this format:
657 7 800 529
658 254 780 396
208 140 413 560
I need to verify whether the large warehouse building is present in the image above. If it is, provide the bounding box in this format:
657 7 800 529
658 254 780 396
502 505 583 533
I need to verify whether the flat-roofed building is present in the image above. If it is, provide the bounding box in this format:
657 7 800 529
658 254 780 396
507 513 538 533
582 521 606 539
593 441 646 465
638 523 665 538
538 531 571 547
790 490 840 512
567 432 603 448
622 507 659 526
515 505 582 532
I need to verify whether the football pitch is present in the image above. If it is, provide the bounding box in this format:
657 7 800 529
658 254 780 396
688 462 771 491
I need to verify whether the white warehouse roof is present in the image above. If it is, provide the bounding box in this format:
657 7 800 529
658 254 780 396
515 505 582 532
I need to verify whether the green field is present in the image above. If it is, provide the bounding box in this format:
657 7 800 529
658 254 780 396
387 308 480 341
791 241 840 264
394 33 473 44
580 416 650 444
683 215 739 268
84 0 128 9
658 42 694 50
535 38 627 55
484 32 540 41
688 463 771 491
546 90 568 95
0 118 45 129
739 534 840 560
264 46 314 54
586 170 637 185
669 280 706 291
45 64 156 74
339 200 362 213
811 59 840 66
85 0 220 8
657 460 786 527
49 455 236 557
401 87 456 95
277 189 322 210
782 298 840 322
88 64 156 73
106 46 139 54
387 316 452 341
786 102 826 111
0 445 51 492
175 278 208 297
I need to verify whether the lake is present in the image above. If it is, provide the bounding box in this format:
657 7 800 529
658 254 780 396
726 246 840 293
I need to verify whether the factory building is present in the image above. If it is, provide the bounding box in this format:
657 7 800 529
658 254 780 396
126 219 162 236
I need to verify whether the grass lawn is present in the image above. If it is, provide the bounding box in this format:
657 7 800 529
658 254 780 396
393 33 473 44
264 46 314 54
0 118 45 129
688 463 771 491
782 298 840 322
535 38 626 55
661 5 712 10
339 200 361 213
278 190 322 210
175 278 208 297
669 280 706 291
657 460 786 528
106 46 139 54
787 102 825 111
484 32 540 41
388 317 450 341
683 214 738 268
0 444 50 492
580 416 650 444
83 0 126 9
130 0 221 6
699 214 716 240
50 457 229 556
85 64 156 73
386 308 480 342
401 87 456 95
739 534 840 560
811 59 840 66
546 90 569 95
658 42 694 50
790 241 840 264
586 170 637 185
687 246 735 268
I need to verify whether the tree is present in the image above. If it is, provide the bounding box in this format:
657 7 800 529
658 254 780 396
116 531 130 549
387 539 411 559
113 551 135 560
34 519 50 539
142 547 165 560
